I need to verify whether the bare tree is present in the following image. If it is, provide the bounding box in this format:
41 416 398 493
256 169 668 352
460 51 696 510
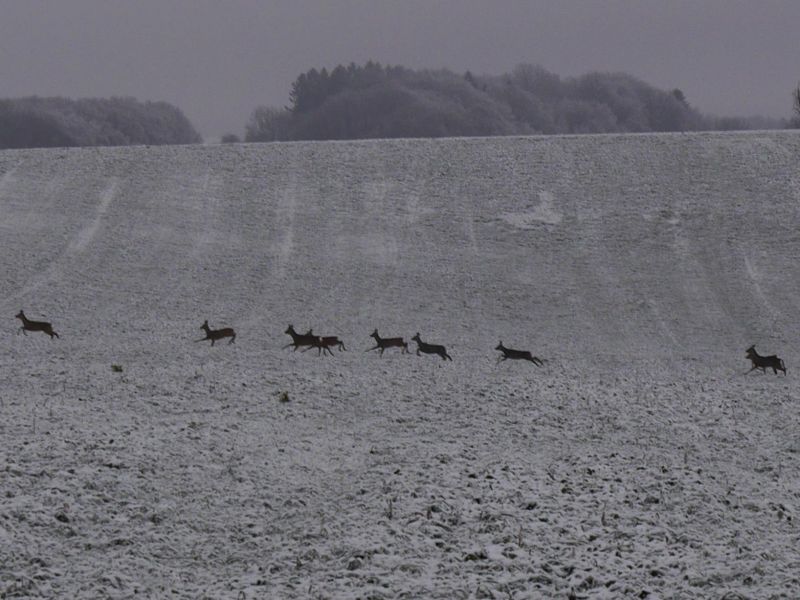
245 106 292 142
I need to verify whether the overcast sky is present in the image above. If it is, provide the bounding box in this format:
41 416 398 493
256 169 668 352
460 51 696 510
1 0 798 138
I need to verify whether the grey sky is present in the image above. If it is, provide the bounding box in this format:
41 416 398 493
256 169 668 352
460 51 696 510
1 0 798 138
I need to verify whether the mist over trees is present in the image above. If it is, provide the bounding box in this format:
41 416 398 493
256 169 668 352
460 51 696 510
0 96 202 149
246 62 786 142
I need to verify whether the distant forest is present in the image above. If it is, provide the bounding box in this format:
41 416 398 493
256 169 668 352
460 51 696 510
0 96 202 149
245 62 788 142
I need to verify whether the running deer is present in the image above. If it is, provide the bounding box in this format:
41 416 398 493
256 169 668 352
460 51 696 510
283 325 319 352
366 329 409 356
15 310 59 339
411 333 452 361
745 345 786 375
495 341 543 366
304 334 347 356
197 320 236 346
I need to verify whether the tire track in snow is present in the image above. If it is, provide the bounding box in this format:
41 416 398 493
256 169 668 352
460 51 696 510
275 178 297 280
646 298 679 348
68 178 118 254
668 210 735 346
743 254 781 323
3 178 118 311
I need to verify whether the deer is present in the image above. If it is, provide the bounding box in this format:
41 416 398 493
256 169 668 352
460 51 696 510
303 334 347 356
495 341 543 366
196 320 236 346
411 333 451 361
366 329 409 356
283 325 319 352
745 345 786 375
15 310 59 339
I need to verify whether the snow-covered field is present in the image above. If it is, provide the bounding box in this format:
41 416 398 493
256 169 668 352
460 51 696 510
1 132 799 598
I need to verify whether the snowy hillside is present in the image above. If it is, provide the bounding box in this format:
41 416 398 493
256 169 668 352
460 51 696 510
1 132 799 598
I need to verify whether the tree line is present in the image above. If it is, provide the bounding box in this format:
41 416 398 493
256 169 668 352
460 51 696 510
794 83 800 128
244 62 790 142
0 96 202 149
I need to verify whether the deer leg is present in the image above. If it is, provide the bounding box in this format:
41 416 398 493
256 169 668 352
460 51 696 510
229 336 235 344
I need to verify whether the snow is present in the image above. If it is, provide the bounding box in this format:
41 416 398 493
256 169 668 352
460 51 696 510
1 131 800 598
501 191 563 227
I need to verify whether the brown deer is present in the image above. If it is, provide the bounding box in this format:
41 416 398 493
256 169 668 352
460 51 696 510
300 329 347 356
745 345 786 375
196 320 236 346
366 329 409 356
283 325 319 352
411 333 451 361
495 342 543 366
15 310 59 339
315 336 347 355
